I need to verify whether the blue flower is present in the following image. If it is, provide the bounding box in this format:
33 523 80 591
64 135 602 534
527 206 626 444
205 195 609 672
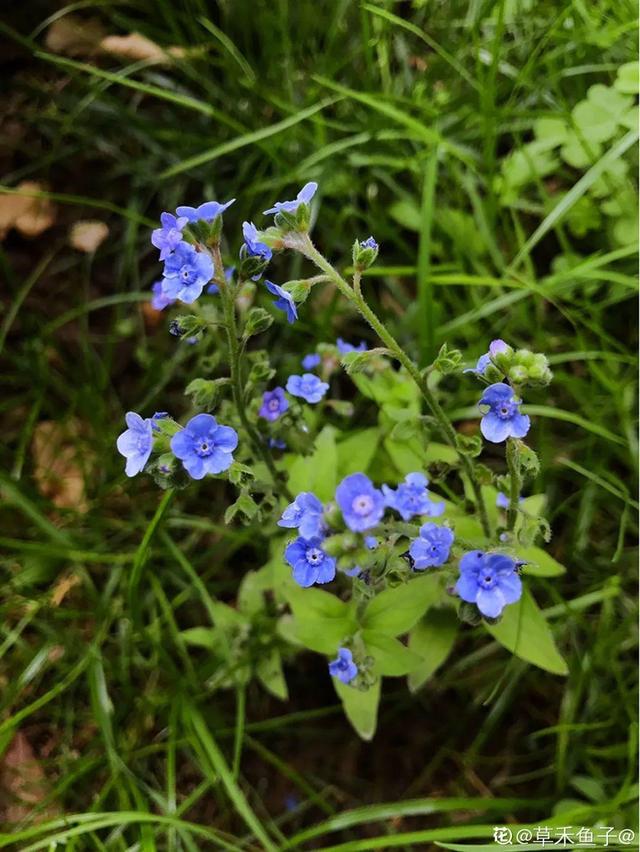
302 353 321 370
496 492 524 509
364 535 378 549
286 373 329 403
409 523 454 569
328 647 358 684
176 198 235 223
161 241 214 304
259 387 289 422
454 550 522 618
464 339 510 375
360 236 378 250
269 437 287 450
336 473 385 533
242 221 272 261
151 280 175 311
151 212 188 261
336 338 367 354
382 472 444 522
116 412 153 477
479 383 530 443
278 492 325 539
284 536 336 587
263 181 318 215
170 413 238 479
264 280 298 324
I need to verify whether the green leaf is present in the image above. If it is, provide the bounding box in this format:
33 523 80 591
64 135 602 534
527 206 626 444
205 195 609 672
283 585 357 654
560 131 602 169
408 607 459 692
181 627 220 650
334 677 381 740
572 84 633 143
533 116 568 149
485 588 568 675
336 428 380 477
287 425 338 501
362 574 442 636
256 649 288 700
518 546 566 577
362 630 424 676
615 61 640 94
237 571 265 616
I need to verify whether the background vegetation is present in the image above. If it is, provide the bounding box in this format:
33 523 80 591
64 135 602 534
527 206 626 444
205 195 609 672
0 0 637 847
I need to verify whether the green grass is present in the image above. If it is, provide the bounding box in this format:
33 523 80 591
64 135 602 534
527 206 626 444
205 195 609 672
0 0 637 847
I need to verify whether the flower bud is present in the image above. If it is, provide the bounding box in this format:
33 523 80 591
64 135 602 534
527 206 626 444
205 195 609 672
352 236 379 270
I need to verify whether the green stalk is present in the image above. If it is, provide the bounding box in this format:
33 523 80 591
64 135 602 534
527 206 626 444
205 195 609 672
506 438 522 533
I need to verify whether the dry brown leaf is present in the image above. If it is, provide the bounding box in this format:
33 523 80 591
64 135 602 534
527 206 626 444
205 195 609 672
0 182 56 240
51 573 81 606
100 32 185 64
69 220 109 253
45 14 106 56
0 732 53 825
32 419 94 513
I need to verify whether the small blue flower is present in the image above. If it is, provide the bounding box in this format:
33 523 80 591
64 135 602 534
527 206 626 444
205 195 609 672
161 241 214 304
242 221 272 261
382 472 444 522
284 536 336 587
176 198 235 223
259 387 289 422
464 339 510 375
151 212 188 261
360 236 378 250
302 353 321 370
116 412 153 477
336 338 367 354
455 550 522 618
479 383 530 443
170 413 238 479
269 437 287 450
328 647 358 684
286 373 329 403
409 523 454 569
496 492 524 509
336 473 385 533
364 535 378 549
278 492 325 539
264 280 298 323
151 280 175 311
263 181 318 215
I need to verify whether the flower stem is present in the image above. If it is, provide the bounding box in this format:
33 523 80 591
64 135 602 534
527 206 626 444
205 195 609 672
506 438 521 533
298 234 491 538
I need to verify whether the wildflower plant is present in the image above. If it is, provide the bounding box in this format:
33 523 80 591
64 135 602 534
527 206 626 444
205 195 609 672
117 181 567 739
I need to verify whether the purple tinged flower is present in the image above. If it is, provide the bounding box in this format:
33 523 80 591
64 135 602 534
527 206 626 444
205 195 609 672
284 536 336 587
175 198 235 223
151 280 175 311
454 550 522 618
286 373 329 403
364 535 378 549
328 647 358 684
161 241 214 304
264 280 298 323
170 413 238 479
360 236 378 250
336 473 385 533
263 181 318 215
278 492 325 539
116 412 153 477
242 221 272 261
496 492 524 509
464 339 510 375
479 383 530 443
259 387 289 422
409 523 454 569
382 472 445 521
269 437 286 450
336 338 367 354
151 212 188 261
302 353 321 370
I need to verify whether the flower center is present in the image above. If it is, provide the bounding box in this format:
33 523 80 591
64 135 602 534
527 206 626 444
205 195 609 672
481 572 496 588
268 399 280 411
196 439 213 457
306 547 323 565
181 267 192 282
496 400 516 419
352 494 373 516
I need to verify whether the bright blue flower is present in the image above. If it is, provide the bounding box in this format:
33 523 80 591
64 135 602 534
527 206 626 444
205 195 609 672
496 492 524 509
364 535 378 549
479 383 530 443
176 198 235 223
259 387 289 422
151 212 188 261
382 472 444 521
264 280 298 323
336 473 385 533
409 523 454 569
242 221 272 261
464 339 510 375
360 236 378 250
455 550 522 618
151 280 175 311
336 338 367 354
302 353 321 370
161 241 214 304
328 647 358 684
116 412 153 477
170 413 238 479
284 536 336 587
278 492 325 539
263 181 318 215
286 373 329 403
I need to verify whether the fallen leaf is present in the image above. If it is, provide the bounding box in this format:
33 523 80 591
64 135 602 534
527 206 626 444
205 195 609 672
0 732 55 825
0 182 56 240
51 573 81 606
44 14 106 56
32 419 94 513
100 33 185 64
69 220 109 253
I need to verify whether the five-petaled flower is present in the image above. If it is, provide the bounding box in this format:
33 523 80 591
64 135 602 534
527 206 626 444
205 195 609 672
161 241 214 304
263 181 318 215
336 473 385 532
278 491 325 539
329 647 358 684
116 412 153 477
454 550 522 618
259 387 289 422
170 414 238 479
264 280 298 324
151 212 188 260
382 472 444 521
286 373 329 403
151 280 175 311
464 339 510 375
409 523 454 569
176 198 235 223
478 382 530 443
285 536 336 587
242 221 272 261
336 338 367 354
302 353 321 370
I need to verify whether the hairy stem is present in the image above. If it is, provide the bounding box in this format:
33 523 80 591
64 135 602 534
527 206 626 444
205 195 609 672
506 438 521 533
